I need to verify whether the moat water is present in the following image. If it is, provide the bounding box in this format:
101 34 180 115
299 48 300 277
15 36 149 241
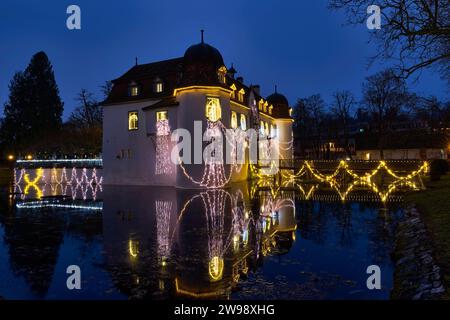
0 169 408 300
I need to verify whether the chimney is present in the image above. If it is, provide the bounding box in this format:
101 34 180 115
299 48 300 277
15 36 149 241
237 76 244 83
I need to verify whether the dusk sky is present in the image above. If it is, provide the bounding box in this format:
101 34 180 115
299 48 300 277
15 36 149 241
1 0 448 119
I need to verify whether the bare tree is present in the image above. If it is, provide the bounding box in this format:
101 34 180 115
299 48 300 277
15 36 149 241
100 80 113 100
69 89 102 128
295 95 327 158
331 90 355 158
362 69 409 159
329 0 450 81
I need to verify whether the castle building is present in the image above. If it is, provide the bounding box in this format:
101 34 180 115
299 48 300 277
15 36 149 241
102 34 293 188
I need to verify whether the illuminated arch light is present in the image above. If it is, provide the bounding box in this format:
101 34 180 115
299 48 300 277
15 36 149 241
209 256 224 282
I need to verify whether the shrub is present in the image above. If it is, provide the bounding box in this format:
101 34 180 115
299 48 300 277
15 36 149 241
430 159 449 181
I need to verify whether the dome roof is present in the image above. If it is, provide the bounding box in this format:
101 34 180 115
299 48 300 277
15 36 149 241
183 42 224 69
267 92 289 107
267 88 291 118
180 35 226 87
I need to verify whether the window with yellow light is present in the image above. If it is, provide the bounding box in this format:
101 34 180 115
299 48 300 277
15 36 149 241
156 110 168 121
128 111 138 130
231 111 238 129
240 114 247 131
205 97 222 122
238 89 245 103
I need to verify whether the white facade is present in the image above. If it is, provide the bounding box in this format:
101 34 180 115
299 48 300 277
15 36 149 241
102 42 293 188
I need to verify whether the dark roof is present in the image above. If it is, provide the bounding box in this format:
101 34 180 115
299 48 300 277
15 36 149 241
103 58 183 105
267 92 289 106
113 57 183 82
142 97 179 111
183 42 224 70
103 43 291 119
267 92 290 119
180 41 226 87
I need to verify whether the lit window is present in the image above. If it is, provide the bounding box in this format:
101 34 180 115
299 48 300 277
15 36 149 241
156 82 163 93
130 85 140 97
230 84 237 99
240 114 247 131
156 111 170 136
218 66 227 84
265 122 269 136
271 124 276 137
206 97 222 122
260 121 265 135
128 111 138 130
156 111 168 121
263 102 268 113
269 105 273 115
289 108 293 117
259 100 264 111
231 111 238 129
238 89 245 103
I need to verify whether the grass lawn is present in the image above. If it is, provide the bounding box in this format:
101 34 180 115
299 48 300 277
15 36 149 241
405 173 450 298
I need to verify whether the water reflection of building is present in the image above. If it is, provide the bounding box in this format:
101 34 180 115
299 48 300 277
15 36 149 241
100 183 296 299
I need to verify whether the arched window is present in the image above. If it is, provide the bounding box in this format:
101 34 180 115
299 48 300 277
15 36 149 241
128 111 138 130
205 97 222 122
260 121 265 135
231 111 238 129
271 124 276 137
240 114 247 131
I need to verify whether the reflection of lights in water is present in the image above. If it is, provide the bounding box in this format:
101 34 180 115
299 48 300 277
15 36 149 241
16 200 102 211
201 190 229 281
156 200 172 265
128 239 139 258
209 256 224 282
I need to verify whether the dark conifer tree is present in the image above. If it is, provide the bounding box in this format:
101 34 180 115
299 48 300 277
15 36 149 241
1 51 63 154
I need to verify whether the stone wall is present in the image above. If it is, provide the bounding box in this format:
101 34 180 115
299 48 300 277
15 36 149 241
391 206 445 299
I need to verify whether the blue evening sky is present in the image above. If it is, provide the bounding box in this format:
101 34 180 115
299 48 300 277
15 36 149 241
0 0 448 119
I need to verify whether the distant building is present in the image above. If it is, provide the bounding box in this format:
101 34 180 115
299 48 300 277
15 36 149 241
355 131 448 160
102 35 293 187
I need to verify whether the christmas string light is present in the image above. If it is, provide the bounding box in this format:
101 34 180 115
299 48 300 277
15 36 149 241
156 200 173 265
155 119 173 175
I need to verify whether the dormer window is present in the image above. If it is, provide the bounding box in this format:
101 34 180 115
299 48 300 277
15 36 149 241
238 89 245 103
230 84 237 99
156 82 163 93
129 82 140 97
263 101 268 113
269 105 273 115
259 99 264 111
218 66 227 84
